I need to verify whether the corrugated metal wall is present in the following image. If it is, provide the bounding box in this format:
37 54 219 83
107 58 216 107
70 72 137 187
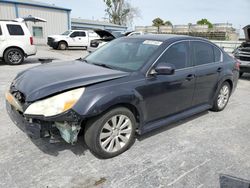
0 3 16 19
18 5 68 44
0 3 69 44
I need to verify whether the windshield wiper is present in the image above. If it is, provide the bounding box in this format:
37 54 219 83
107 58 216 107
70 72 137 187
92 63 114 69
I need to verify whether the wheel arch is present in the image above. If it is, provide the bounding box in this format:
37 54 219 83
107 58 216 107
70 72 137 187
58 40 68 46
3 46 26 57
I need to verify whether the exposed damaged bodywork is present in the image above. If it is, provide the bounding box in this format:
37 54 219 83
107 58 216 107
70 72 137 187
233 25 250 75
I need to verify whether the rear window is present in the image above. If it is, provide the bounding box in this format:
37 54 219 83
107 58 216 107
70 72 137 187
7 24 24 35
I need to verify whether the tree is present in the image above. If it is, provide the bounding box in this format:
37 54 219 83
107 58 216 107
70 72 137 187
103 0 140 26
152 17 165 27
197 19 213 28
164 21 172 26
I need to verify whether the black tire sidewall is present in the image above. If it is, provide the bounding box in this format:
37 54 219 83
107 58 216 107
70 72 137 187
58 42 67 50
84 107 136 159
4 48 24 65
213 82 231 111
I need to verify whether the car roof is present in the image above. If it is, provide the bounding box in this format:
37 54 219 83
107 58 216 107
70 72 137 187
128 34 207 42
0 20 22 24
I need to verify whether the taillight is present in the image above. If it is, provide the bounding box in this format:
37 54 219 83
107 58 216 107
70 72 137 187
235 59 240 71
30 37 33 45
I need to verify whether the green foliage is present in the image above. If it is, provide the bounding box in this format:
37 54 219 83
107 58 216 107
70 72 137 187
164 21 172 26
152 18 172 27
196 19 213 28
103 0 139 26
152 17 165 27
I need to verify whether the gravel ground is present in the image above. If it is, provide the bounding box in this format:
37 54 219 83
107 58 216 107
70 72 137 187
0 46 250 188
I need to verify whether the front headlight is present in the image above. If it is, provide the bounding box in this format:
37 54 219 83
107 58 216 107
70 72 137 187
24 87 85 117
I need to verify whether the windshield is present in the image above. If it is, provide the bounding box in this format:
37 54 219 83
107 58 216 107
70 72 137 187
85 38 162 72
61 31 71 35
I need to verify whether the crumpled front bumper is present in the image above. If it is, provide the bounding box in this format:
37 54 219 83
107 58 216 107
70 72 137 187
6 89 83 144
6 102 53 139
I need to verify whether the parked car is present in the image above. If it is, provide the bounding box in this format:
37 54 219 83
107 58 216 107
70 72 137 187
47 30 100 50
6 35 239 158
233 25 250 77
88 29 122 52
0 20 37 65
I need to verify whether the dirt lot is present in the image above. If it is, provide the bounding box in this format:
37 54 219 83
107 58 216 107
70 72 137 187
0 46 250 188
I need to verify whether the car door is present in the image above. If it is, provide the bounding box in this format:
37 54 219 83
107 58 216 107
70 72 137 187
141 41 196 122
69 31 87 47
191 41 223 106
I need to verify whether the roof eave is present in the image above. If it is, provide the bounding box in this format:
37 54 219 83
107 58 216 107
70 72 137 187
0 0 71 11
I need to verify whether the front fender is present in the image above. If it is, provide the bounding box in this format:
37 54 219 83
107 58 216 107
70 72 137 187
73 88 145 122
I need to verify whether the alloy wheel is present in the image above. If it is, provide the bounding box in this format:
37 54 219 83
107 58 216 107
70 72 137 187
99 115 132 153
8 51 22 64
217 85 230 109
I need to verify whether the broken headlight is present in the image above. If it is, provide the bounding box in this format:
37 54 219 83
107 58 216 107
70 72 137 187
24 87 85 117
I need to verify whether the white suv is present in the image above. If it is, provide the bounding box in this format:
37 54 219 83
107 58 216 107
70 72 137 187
0 21 37 65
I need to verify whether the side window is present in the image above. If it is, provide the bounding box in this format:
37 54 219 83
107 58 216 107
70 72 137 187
7 24 24 35
79 32 86 37
70 32 78 37
214 46 222 62
192 41 214 65
158 41 189 69
0 25 2 35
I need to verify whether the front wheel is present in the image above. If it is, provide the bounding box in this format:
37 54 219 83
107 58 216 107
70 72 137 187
211 82 231 111
84 107 136 159
58 41 67 50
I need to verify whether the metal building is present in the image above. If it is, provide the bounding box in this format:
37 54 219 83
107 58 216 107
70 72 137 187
71 18 127 32
0 0 71 44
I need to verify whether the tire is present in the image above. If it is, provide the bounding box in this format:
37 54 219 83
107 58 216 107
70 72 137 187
211 82 231 112
4 48 24 65
239 72 244 78
84 107 136 159
58 41 67 50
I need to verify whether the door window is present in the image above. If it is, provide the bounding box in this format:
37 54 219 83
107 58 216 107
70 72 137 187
157 41 190 69
7 24 24 35
70 32 79 37
192 41 214 65
78 32 86 37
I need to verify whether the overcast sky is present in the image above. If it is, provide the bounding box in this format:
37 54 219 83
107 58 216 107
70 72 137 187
41 0 249 36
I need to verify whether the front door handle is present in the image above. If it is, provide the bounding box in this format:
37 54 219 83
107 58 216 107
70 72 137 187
217 67 223 72
186 74 195 81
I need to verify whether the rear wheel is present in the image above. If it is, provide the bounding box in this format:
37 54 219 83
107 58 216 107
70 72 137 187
58 41 67 50
211 82 231 111
84 107 136 159
4 48 24 65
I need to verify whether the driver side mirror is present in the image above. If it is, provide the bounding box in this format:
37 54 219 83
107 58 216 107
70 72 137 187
151 63 175 75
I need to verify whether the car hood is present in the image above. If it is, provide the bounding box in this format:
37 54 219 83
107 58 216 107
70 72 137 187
94 29 116 39
12 61 129 102
243 25 250 42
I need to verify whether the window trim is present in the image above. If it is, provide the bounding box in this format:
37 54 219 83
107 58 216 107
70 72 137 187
146 39 223 76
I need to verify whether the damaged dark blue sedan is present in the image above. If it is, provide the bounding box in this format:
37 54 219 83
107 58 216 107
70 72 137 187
6 35 239 158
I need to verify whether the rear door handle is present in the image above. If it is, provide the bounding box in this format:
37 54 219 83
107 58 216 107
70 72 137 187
217 67 223 72
186 74 195 81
